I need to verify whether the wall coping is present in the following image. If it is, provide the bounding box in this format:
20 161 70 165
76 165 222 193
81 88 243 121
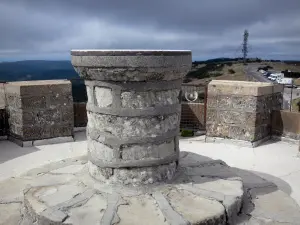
208 80 283 96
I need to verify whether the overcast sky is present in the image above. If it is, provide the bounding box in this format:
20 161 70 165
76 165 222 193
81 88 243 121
0 0 300 61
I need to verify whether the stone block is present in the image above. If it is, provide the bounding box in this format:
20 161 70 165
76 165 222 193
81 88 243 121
0 83 5 109
206 80 282 145
208 80 274 97
5 80 74 146
121 89 180 109
94 87 113 107
21 96 47 109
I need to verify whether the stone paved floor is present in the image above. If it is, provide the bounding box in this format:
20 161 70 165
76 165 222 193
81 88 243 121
1 132 300 224
180 136 300 207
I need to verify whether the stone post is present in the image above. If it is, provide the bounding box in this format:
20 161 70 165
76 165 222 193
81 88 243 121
71 50 191 184
206 80 283 147
5 80 74 147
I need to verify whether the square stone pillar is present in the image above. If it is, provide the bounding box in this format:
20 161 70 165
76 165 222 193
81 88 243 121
206 80 283 147
5 80 74 146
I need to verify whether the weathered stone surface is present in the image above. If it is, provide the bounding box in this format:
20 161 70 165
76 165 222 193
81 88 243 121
208 80 280 97
0 203 22 225
206 123 270 142
0 83 5 109
206 80 282 145
94 87 113 107
116 195 168 225
88 139 176 164
3 152 248 225
248 187 300 224
88 161 177 185
165 188 226 225
87 112 179 139
121 89 180 108
5 80 74 145
72 50 192 184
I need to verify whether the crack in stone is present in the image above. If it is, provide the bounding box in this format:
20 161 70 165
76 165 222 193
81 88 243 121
152 191 190 225
100 193 121 225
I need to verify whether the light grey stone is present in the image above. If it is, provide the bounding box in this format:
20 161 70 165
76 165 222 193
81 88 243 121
249 188 300 224
33 136 74 146
87 111 179 139
94 86 113 107
165 188 226 225
50 165 85 174
121 89 180 108
0 203 22 225
116 194 169 225
88 161 177 185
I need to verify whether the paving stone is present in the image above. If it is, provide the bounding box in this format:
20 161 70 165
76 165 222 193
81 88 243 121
50 164 85 174
0 203 22 225
116 195 168 225
164 188 226 225
1 155 300 225
249 187 300 224
64 194 107 225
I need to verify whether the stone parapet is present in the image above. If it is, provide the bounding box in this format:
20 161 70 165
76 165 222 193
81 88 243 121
71 49 191 184
5 80 74 146
206 80 283 146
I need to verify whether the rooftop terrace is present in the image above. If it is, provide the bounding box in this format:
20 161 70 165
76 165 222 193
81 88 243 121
1 131 300 224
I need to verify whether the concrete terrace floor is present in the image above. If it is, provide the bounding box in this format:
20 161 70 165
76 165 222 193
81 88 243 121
1 131 300 208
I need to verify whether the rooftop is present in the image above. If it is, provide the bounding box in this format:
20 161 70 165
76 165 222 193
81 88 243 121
0 131 299 206
1 131 300 224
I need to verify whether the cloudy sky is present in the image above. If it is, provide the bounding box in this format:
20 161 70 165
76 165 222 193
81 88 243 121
0 0 299 61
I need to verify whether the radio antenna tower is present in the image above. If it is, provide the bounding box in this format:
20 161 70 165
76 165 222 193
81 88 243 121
242 30 249 64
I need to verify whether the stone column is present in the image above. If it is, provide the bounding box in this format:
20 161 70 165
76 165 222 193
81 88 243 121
71 50 191 185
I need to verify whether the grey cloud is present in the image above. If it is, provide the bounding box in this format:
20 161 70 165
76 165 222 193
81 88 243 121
0 0 300 60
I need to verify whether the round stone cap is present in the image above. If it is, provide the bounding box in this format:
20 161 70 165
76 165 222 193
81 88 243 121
71 49 192 81
71 49 192 68
71 49 191 56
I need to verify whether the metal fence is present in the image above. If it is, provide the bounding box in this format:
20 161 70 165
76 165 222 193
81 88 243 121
180 84 207 132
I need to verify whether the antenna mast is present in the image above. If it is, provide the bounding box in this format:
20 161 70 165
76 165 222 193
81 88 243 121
242 30 249 64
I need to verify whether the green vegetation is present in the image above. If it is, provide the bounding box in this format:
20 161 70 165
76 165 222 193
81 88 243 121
228 68 235 74
292 97 300 112
180 129 194 137
186 63 224 79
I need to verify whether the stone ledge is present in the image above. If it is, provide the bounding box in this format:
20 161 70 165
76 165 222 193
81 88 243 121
205 136 271 148
208 80 283 96
272 135 299 145
8 136 74 147
0 135 8 140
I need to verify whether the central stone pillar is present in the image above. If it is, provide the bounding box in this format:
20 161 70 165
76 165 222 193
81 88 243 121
71 50 191 184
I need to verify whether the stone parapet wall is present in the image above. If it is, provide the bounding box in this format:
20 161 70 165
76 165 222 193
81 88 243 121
5 80 74 146
272 110 300 141
206 80 283 145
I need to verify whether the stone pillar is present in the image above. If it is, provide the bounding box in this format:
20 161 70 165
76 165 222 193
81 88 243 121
5 80 74 147
71 50 191 185
206 80 283 147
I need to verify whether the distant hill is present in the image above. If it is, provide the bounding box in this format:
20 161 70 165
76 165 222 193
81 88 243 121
0 60 78 81
0 60 86 102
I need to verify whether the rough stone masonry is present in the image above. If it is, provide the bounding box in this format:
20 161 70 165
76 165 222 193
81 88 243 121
71 50 192 185
206 80 283 147
5 80 74 147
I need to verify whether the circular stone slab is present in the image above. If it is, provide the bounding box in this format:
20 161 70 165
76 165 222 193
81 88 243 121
19 152 244 225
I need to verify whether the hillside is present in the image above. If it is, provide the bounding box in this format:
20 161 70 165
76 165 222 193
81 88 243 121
0 60 86 102
185 59 300 85
1 59 300 102
0 60 78 82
